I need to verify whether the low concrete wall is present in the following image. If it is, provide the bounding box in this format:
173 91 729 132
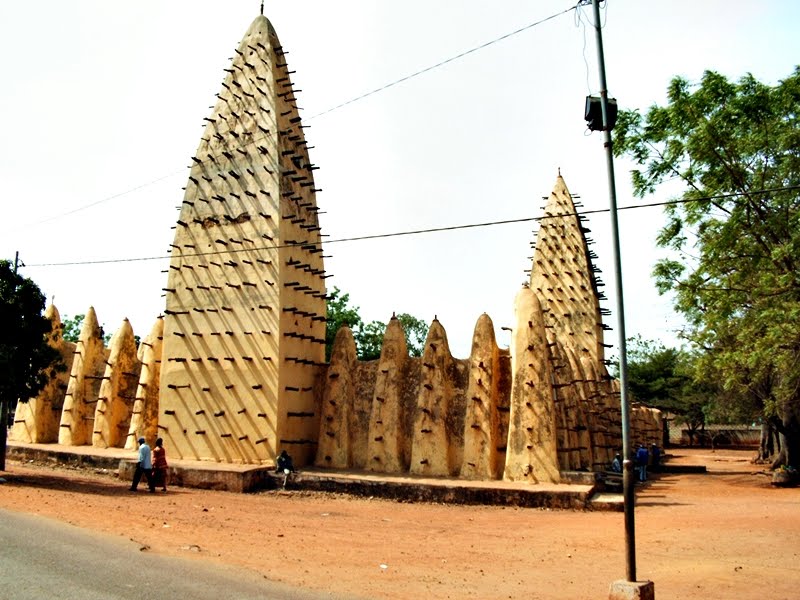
7 445 122 471
9 442 607 507
118 460 275 493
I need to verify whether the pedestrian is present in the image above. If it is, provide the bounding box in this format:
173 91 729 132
276 449 295 474
611 453 622 473
650 443 661 471
152 437 168 492
276 450 295 489
130 436 155 493
635 444 649 482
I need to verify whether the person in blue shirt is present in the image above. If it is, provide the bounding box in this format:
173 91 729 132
635 444 649 482
611 453 622 473
130 436 155 492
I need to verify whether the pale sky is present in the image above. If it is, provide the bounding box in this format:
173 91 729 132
1 1 798 357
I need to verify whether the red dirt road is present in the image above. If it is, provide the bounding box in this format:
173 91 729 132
1 448 798 599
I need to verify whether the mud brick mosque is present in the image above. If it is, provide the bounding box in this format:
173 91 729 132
11 13 661 484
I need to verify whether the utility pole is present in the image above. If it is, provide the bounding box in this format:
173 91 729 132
586 3 653 597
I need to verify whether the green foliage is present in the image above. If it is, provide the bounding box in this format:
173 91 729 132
62 313 113 345
61 314 84 343
394 313 428 357
0 260 62 468
0 260 61 404
615 68 800 464
325 288 364 361
355 320 386 362
615 336 705 432
325 287 429 362
622 336 690 411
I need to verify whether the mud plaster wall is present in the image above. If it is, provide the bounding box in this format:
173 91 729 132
158 15 324 465
11 305 75 444
125 318 164 449
11 17 663 479
92 320 141 449
58 308 110 447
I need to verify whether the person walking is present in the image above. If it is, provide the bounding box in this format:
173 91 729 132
152 437 168 492
635 444 649 482
130 436 155 493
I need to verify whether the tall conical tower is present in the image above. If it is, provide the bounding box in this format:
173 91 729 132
529 175 607 365
159 14 326 464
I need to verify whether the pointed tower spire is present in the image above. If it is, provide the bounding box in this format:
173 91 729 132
159 15 326 465
529 173 607 365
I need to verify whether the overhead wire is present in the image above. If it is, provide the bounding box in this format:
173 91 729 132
20 170 184 229
10 3 580 232
24 184 800 268
306 3 579 120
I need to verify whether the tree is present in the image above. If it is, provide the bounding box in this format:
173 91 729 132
61 314 85 343
325 288 365 361
0 260 61 470
613 336 707 445
394 313 428 357
325 287 430 362
62 314 113 345
614 68 800 468
621 336 689 411
355 320 386 361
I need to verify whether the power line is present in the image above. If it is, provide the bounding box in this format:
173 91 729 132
11 4 579 232
307 4 579 120
10 170 184 233
24 184 800 268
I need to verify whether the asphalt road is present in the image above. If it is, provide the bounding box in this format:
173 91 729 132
0 508 342 600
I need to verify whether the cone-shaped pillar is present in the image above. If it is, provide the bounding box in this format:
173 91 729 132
460 314 501 480
93 319 141 449
58 307 108 446
315 325 357 468
10 304 75 443
410 319 458 477
126 317 164 449
159 14 325 464
529 175 606 366
504 287 560 483
367 316 411 473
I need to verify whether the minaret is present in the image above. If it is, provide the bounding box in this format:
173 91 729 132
529 175 607 365
159 14 326 464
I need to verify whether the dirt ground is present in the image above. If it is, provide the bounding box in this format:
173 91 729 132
1 448 798 600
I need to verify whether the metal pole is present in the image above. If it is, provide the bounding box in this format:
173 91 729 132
590 0 636 582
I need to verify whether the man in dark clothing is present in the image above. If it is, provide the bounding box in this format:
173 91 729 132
130 436 155 492
635 444 649 482
276 450 295 474
650 444 661 471
276 450 295 489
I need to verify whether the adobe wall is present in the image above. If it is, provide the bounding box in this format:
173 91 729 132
157 15 324 465
125 317 164 449
58 308 110 446
11 305 75 443
92 319 141 449
10 14 663 482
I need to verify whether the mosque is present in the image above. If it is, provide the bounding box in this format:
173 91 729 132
10 12 661 485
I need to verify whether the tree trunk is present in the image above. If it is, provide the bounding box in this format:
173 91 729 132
759 422 774 460
0 399 8 472
782 413 800 469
